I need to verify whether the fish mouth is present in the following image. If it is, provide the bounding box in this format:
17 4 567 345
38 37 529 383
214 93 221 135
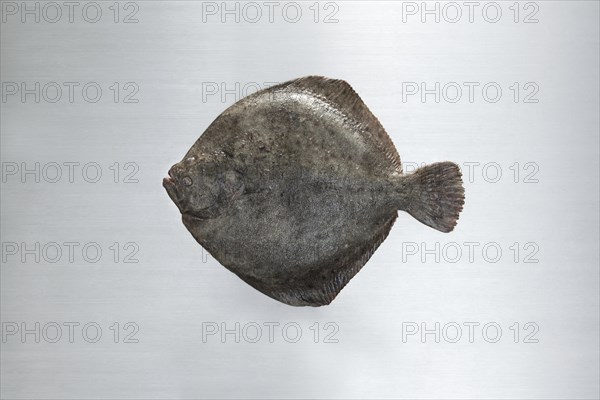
182 213 209 223
163 170 183 213
163 175 175 188
162 169 176 192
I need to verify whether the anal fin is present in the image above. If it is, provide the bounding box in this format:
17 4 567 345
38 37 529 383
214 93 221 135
269 213 398 307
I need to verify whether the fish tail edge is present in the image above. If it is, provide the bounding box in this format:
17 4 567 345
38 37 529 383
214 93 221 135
404 161 465 233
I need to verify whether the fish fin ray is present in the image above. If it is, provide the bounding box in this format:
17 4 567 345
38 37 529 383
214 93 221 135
404 162 465 233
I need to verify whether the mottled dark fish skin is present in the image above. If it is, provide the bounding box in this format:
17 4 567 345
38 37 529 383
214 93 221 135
164 76 465 306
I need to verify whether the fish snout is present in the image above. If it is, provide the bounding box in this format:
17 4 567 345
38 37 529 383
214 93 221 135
164 163 188 186
162 175 176 191
164 166 184 212
163 165 178 187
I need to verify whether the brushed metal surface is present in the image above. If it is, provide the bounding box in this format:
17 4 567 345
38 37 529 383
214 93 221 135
1 1 598 399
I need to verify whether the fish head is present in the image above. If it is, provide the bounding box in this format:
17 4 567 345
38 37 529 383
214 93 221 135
163 155 244 220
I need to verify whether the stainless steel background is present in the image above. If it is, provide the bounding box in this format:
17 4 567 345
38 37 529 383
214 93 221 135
1 1 599 399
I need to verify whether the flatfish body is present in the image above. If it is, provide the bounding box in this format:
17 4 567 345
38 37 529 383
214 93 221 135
163 76 465 306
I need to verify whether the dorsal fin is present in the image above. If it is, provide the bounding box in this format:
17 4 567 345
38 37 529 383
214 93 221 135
273 76 402 174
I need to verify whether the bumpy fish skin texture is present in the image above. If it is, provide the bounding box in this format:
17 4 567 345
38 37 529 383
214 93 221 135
164 76 465 306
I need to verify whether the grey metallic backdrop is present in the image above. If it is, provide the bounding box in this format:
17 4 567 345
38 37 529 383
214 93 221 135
1 1 599 399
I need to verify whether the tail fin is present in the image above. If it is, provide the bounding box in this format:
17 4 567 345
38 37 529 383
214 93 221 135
403 162 465 233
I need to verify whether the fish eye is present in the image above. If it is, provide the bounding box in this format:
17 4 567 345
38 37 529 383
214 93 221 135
183 176 193 186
